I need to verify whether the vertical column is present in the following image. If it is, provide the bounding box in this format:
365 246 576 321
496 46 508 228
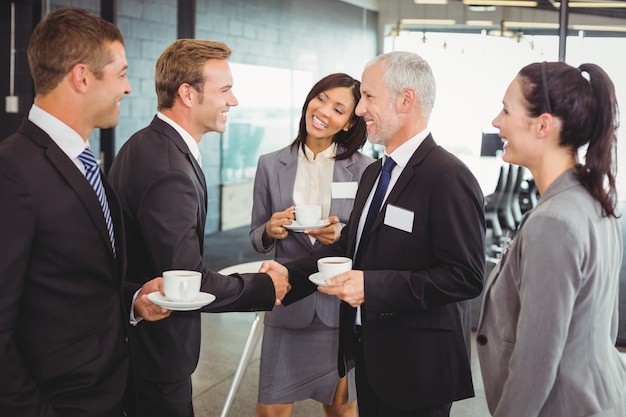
558 0 569 62
178 0 196 39
100 0 117 173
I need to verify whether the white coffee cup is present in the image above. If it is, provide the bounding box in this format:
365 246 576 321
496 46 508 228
317 256 352 280
163 270 201 302
294 205 322 226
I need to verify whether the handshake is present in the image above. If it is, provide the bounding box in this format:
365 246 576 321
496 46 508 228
258 258 366 308
258 261 291 306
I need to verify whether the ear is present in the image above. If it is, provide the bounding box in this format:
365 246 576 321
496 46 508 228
341 120 353 132
69 64 90 93
535 112 556 139
396 88 416 114
177 83 195 108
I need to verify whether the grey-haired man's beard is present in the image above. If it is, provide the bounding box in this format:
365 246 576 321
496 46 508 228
367 117 401 147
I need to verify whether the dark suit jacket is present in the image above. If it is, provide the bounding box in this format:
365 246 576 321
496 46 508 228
109 116 276 384
0 120 134 417
284 135 486 410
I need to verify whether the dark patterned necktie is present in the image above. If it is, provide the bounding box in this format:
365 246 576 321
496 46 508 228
78 148 116 254
356 157 396 264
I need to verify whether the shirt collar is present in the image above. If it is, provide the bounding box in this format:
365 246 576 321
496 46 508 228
28 104 90 159
386 128 430 169
157 112 201 163
299 142 337 162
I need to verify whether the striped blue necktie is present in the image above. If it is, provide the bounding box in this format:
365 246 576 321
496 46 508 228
78 148 116 254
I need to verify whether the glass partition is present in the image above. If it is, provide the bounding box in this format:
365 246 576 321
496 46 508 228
222 63 313 184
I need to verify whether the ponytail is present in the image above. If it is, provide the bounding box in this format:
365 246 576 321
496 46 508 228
575 64 619 218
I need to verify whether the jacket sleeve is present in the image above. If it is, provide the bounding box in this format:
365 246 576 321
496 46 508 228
136 168 276 310
250 154 274 255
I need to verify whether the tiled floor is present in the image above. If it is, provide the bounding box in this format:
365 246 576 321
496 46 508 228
192 226 492 417
192 312 491 417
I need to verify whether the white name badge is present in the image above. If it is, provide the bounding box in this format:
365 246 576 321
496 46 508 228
331 182 358 199
384 204 414 233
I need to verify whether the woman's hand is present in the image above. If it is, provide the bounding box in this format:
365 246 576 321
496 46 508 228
263 205 296 244
306 216 342 245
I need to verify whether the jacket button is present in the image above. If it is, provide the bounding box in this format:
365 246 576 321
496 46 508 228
477 334 488 345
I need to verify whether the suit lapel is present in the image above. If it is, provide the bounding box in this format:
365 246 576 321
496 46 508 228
101 174 126 278
150 116 207 195
376 136 436 229
149 116 207 248
352 136 437 247
386 135 435 203
348 160 381 256
22 121 117 262
277 147 298 211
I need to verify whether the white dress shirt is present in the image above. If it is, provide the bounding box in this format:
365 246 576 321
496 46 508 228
157 112 202 164
293 143 336 244
28 104 92 173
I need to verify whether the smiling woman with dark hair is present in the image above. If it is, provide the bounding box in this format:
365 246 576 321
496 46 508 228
250 73 373 417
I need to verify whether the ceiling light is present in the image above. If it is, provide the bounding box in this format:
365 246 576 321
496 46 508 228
503 21 559 29
401 18 457 25
415 0 448 4
553 1 626 7
463 0 538 6
466 20 495 26
488 29 518 37
572 24 626 32
469 5 498 10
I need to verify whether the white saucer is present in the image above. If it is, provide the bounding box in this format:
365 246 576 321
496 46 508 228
147 291 216 311
309 272 330 286
285 220 330 232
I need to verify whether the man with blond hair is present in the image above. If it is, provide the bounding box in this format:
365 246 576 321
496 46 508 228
109 39 290 417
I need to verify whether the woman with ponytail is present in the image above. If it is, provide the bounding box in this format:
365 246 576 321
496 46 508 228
477 61 626 417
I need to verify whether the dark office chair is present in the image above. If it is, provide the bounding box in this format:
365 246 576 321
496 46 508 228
484 164 508 241
498 164 518 232
511 165 527 227
519 176 539 215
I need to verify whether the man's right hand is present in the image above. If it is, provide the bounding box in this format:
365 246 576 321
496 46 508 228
259 260 291 305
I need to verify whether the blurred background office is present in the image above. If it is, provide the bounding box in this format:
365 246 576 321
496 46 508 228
2 0 625 229
1 1 626 415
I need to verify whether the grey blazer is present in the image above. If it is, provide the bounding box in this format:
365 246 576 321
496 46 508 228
250 144 373 328
477 168 626 417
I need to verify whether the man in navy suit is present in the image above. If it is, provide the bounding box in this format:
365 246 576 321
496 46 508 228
0 7 169 417
263 51 485 417
109 39 290 417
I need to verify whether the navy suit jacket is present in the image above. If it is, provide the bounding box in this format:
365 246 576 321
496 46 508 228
109 116 277 383
0 119 134 417
284 135 486 409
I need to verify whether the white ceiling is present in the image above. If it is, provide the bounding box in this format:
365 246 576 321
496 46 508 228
340 0 626 36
